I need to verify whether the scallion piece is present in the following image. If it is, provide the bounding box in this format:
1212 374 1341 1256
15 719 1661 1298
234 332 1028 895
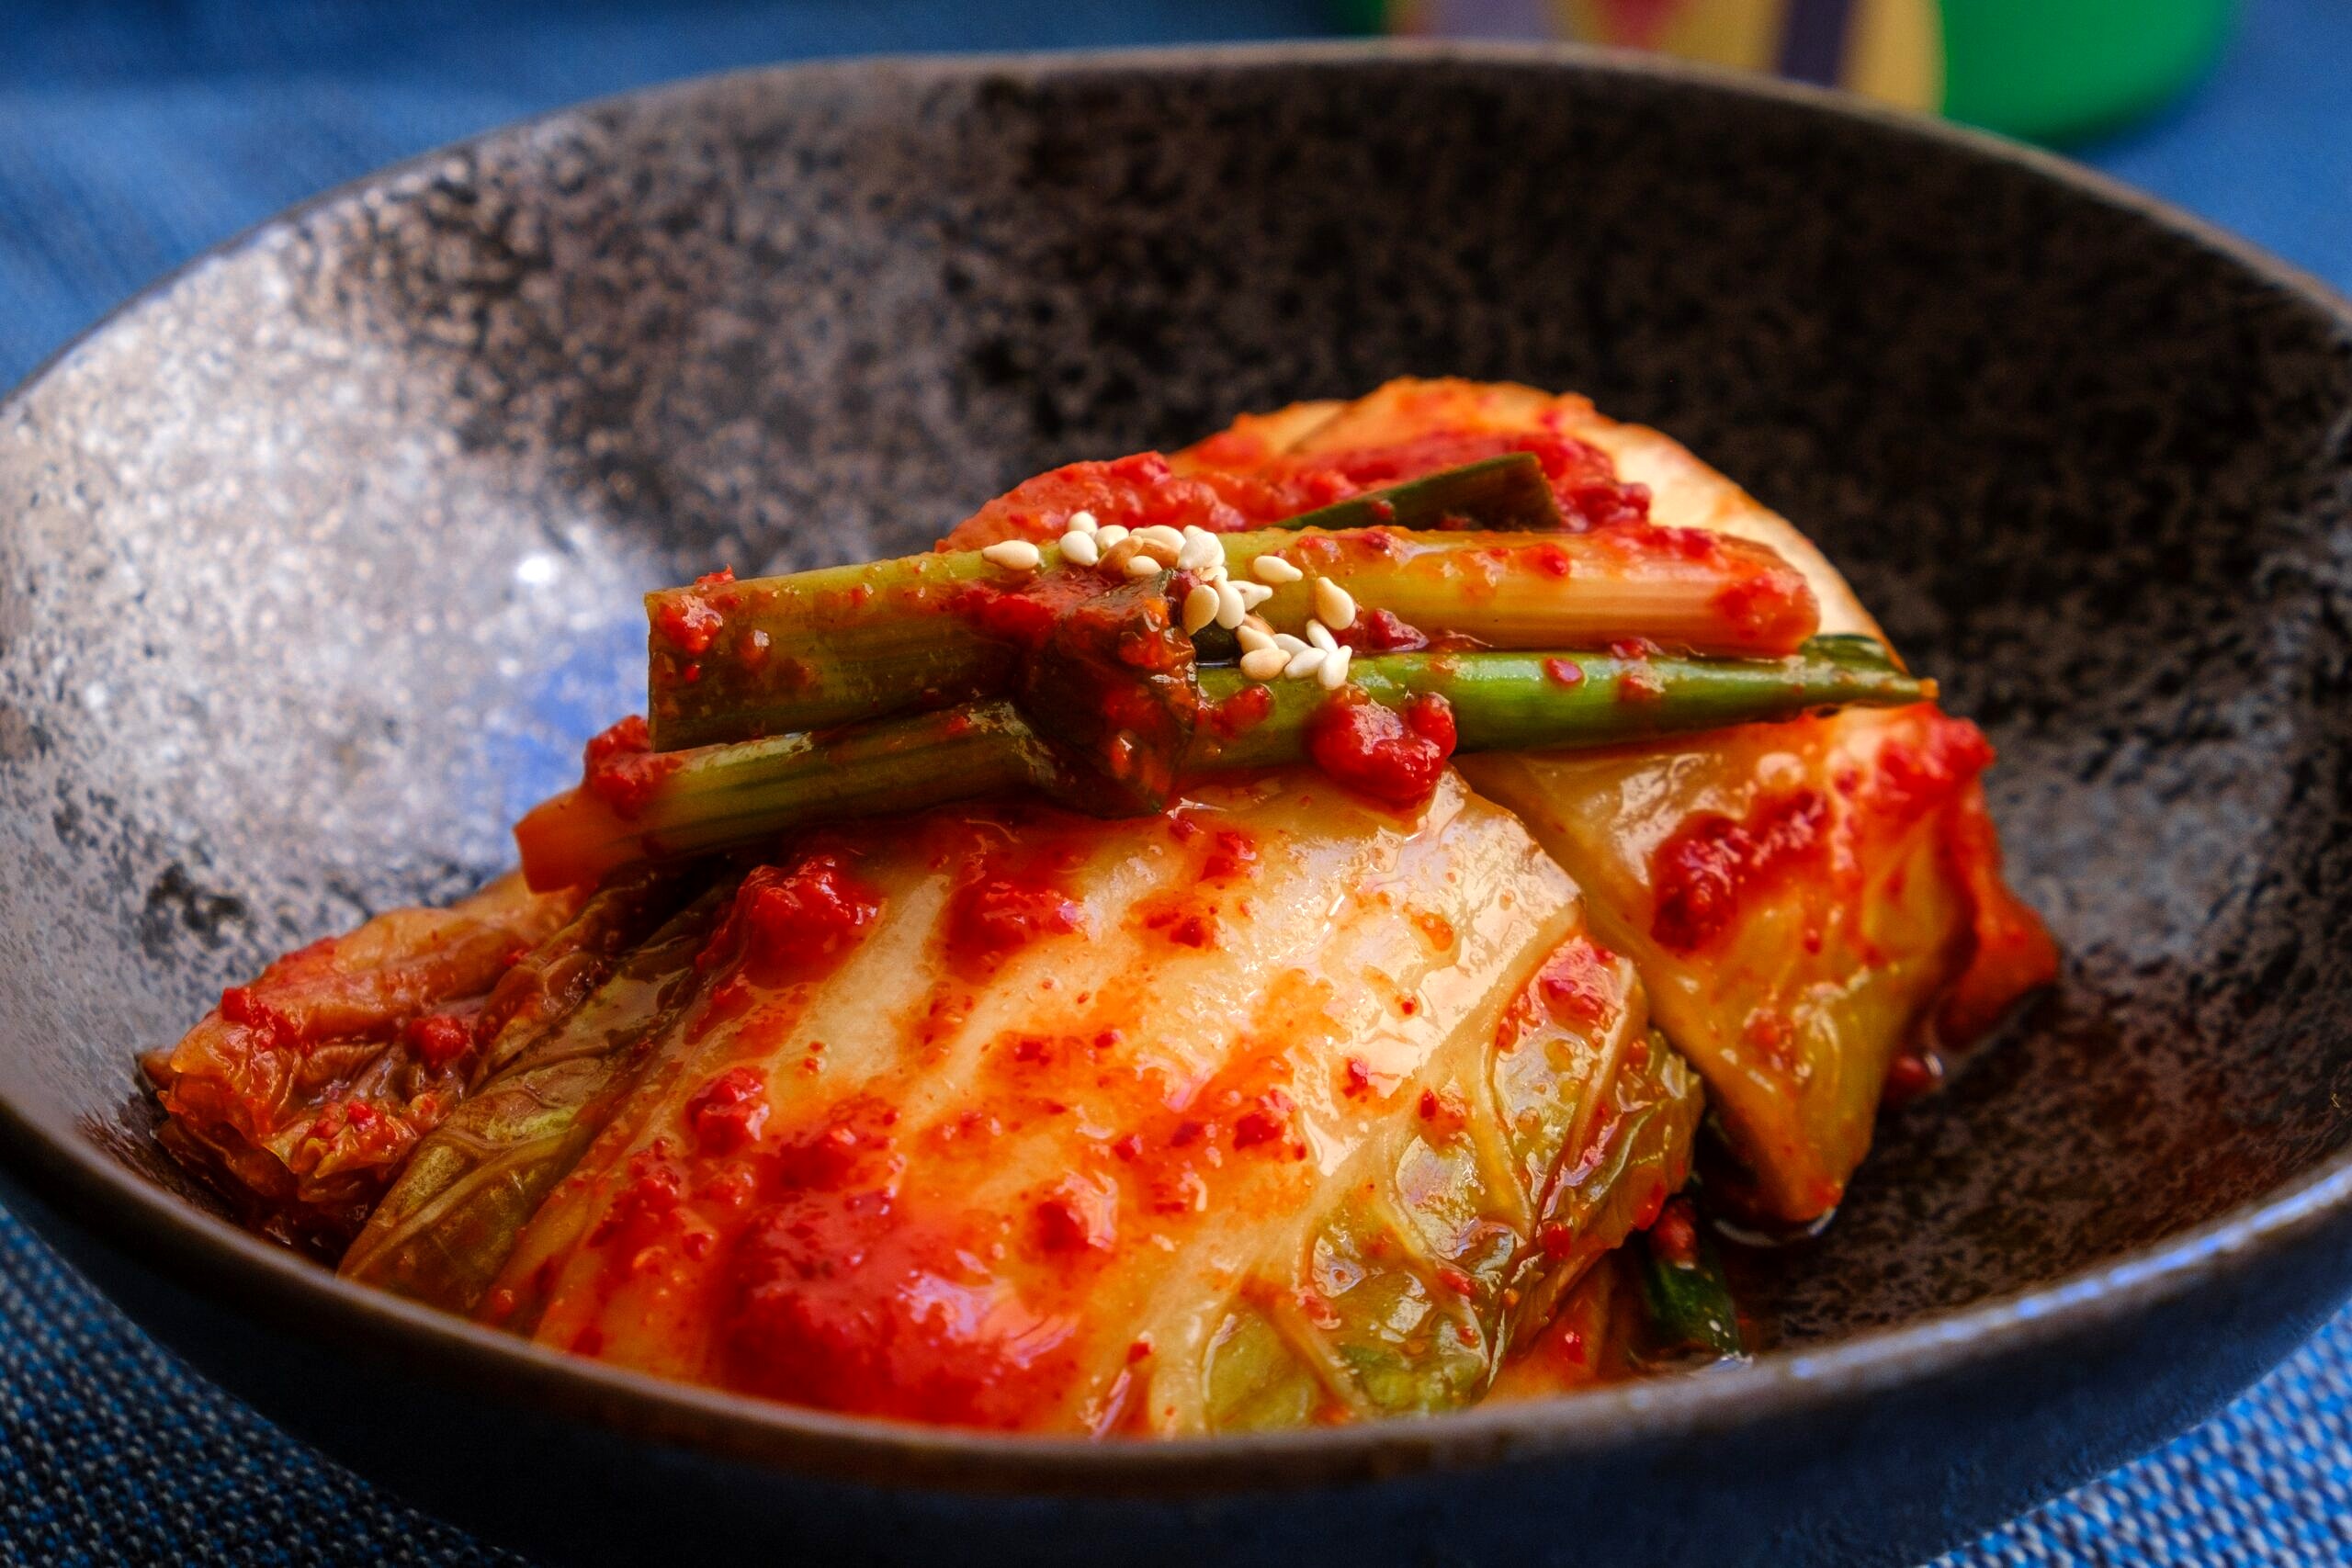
1193 636 1919 769
647 525 1818 749
520 637 1926 890
1629 1195 1747 1364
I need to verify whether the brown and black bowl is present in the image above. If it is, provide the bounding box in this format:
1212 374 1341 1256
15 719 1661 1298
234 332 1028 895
2 43 2350 1568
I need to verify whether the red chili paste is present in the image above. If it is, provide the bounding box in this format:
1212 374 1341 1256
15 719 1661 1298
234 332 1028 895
580 715 685 820
1649 789 1832 953
1305 690 1458 809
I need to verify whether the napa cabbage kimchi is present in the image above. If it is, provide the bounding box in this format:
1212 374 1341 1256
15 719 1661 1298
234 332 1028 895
145 379 2052 1434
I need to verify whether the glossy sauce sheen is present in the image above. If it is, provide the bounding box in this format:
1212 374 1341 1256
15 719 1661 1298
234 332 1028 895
482 772 1593 1432
1307 690 1459 807
147 376 2056 1433
1180 376 2052 1225
1463 706 2043 1221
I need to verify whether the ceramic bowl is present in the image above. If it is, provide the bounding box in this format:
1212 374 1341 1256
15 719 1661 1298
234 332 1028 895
3 44 2349 1568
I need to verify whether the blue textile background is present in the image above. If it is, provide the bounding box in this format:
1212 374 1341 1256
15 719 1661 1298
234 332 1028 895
2 2 2348 1563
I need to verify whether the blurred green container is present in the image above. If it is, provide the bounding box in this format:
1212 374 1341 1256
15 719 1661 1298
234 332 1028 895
1942 0 2234 142
1355 0 2238 145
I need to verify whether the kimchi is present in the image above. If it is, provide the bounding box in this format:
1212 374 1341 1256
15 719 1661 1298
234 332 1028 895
146 379 2053 1431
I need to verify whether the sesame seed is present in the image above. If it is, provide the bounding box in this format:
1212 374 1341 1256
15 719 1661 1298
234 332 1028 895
1135 525 1186 556
980 539 1041 571
1306 618 1338 652
1314 578 1357 630
1234 581 1275 611
1067 510 1100 533
1214 580 1248 628
1239 648 1289 681
1179 527 1223 571
1250 555 1303 584
1060 530 1101 566
1242 613 1273 637
1181 583 1219 636
1317 645 1352 689
1094 525 1130 548
1272 632 1306 654
1283 646 1327 680
1235 624 1275 654
1124 554 1164 579
1135 538 1181 568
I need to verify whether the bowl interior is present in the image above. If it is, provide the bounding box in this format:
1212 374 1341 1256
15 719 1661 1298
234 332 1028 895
2 50 2350 1364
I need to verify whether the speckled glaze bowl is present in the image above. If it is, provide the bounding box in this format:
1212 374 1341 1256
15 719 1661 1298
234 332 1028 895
2 43 2349 1568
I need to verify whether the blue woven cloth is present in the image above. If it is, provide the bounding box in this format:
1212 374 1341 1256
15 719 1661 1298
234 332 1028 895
2 3 2348 1563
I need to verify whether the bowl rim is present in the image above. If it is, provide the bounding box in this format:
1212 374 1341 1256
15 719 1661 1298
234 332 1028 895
3 37 2351 1498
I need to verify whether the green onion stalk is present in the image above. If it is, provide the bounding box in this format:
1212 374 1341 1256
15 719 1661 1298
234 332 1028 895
519 637 1927 890
1628 1195 1747 1365
643 457 1820 750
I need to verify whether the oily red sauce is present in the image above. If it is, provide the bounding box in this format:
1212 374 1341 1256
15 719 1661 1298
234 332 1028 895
1711 567 1815 649
1305 690 1458 809
944 839 1088 971
1608 637 1666 704
685 1066 772 1156
1878 1049 1943 1109
1629 1173 1672 1234
1229 1090 1295 1149
1333 607 1430 654
699 985 1317 1430
1647 1197 1702 1268
1543 657 1586 688
1533 940 1622 1026
1131 814 1261 950
587 1146 684 1252
960 572 1200 809
216 983 300 1052
647 568 740 658
704 851 885 985
1493 934 1625 1058
1200 829 1258 883
1638 710 2052 1064
949 561 1169 657
402 1013 474 1072
1524 539 1576 578
1649 789 1832 953
955 578 1065 650
1864 713 1996 829
548 856 1323 1432
652 595 724 657
955 876 1084 959
716 1100 1084 1429
1136 894 1216 950
1201 682 1275 739
580 715 685 821
1279 528 1412 577
1821 710 2054 1051
1558 527 1816 654
1909 728 2061 1045
1033 1173 1120 1254
1740 1007 1799 1071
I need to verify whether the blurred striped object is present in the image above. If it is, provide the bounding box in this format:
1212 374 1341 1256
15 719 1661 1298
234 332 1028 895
1351 0 2238 142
